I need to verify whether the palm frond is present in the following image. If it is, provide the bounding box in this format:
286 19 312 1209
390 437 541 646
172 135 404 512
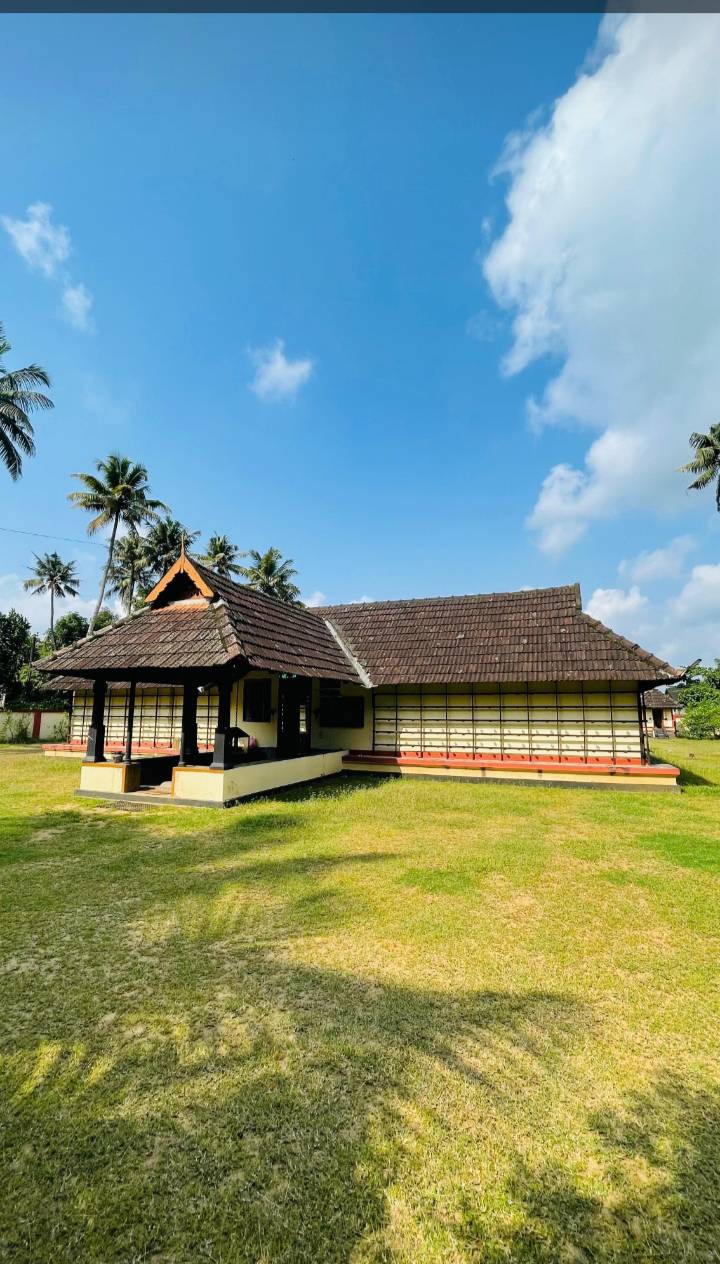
0 412 35 454
687 469 717 491
0 429 23 478
0 331 52 480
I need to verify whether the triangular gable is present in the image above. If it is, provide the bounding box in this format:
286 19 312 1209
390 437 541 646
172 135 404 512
145 554 216 606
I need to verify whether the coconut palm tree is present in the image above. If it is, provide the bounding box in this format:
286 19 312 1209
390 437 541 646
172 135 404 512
23 552 79 648
108 531 153 615
681 424 720 510
238 547 300 604
0 322 53 479
142 516 199 582
69 454 167 632
200 534 245 578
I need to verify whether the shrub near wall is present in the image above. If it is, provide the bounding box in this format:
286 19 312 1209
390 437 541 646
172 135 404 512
0 713 32 743
0 710 68 743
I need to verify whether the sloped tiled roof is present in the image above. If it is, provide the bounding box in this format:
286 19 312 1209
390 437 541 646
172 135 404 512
37 603 233 676
36 555 360 683
644 688 677 710
190 561 359 679
317 585 681 685
37 563 680 688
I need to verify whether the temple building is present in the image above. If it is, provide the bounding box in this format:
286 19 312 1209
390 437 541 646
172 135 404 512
38 553 683 803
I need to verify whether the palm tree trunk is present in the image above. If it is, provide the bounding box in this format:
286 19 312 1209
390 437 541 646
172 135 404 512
50 588 55 649
90 513 119 633
127 564 135 616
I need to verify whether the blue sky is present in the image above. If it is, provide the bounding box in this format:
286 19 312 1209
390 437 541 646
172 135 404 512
2 13 719 664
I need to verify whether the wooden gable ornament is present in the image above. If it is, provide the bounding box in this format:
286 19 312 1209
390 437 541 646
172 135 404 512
145 553 216 607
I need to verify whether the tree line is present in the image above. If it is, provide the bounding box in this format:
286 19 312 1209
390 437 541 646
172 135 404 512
0 322 303 706
15 454 301 662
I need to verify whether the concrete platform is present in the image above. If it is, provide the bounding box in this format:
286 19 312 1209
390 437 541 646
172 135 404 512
342 752 681 792
77 750 348 807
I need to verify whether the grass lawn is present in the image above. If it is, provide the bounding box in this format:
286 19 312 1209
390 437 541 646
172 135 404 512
1 742 719 1263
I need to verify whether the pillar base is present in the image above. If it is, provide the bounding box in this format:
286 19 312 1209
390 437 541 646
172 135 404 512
84 723 106 763
211 728 233 770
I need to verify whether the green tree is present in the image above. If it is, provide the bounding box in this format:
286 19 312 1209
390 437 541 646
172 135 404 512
677 660 720 708
108 532 153 614
679 698 720 739
46 611 88 649
200 534 244 578
69 454 167 633
0 322 53 479
680 425 720 510
0 609 31 700
23 552 79 648
93 609 116 631
143 517 199 581
238 547 300 604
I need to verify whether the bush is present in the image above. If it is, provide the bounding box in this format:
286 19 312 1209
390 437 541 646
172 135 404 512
48 716 70 742
678 699 720 740
0 714 32 744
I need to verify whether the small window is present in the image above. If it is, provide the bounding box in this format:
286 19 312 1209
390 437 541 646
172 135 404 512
243 678 272 723
319 696 365 729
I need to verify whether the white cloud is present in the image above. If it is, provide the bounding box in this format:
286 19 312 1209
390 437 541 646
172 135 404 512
586 585 647 625
62 282 93 331
0 573 96 635
2 201 70 278
619 535 696 584
483 14 720 552
582 562 720 668
350 595 373 605
249 339 314 402
2 201 93 332
669 563 720 625
303 590 326 608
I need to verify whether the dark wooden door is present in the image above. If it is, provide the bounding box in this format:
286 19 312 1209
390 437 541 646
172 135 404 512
276 677 311 758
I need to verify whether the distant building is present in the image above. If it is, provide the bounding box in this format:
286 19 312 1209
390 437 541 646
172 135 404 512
643 688 682 737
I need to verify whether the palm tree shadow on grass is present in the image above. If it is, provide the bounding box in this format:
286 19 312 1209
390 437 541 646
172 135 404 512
2 939 588 1263
458 1073 720 1263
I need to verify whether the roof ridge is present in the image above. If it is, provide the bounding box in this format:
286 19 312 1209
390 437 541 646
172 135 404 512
323 618 374 688
316 583 580 612
210 597 247 663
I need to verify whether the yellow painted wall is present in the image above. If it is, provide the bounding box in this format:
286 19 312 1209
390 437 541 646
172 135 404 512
71 687 197 747
71 674 280 750
372 681 642 762
172 750 345 804
70 678 644 764
232 673 278 748
312 680 373 752
79 761 141 794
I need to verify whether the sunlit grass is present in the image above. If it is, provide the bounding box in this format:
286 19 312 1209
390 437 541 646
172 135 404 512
652 735 720 788
1 744 719 1261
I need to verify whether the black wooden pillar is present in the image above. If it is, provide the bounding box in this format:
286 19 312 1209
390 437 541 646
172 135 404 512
178 680 199 766
211 676 233 769
84 678 107 763
123 681 137 764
